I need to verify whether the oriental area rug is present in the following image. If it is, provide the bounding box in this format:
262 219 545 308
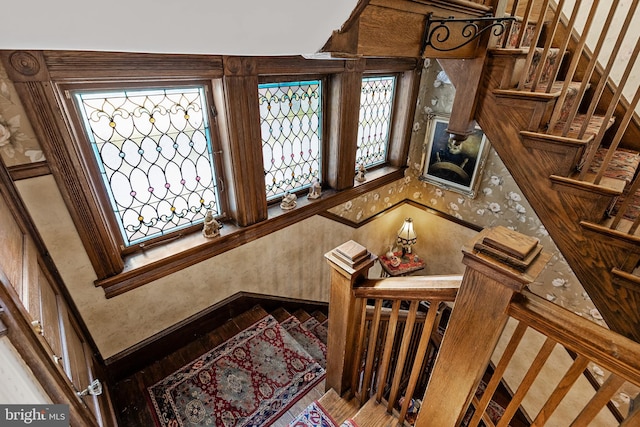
288 401 358 427
147 315 325 427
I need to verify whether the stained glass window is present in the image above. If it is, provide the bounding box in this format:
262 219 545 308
258 80 322 201
356 76 396 168
76 87 221 246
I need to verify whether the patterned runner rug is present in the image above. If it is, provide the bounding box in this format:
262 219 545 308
147 315 325 427
289 401 358 427
281 316 327 368
301 316 328 345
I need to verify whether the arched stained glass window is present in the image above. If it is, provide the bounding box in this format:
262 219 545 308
258 80 322 201
75 87 221 247
356 76 396 168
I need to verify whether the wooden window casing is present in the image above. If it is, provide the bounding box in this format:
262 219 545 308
258 75 327 203
1 51 420 296
60 81 227 255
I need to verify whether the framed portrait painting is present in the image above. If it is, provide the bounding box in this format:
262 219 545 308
420 116 490 198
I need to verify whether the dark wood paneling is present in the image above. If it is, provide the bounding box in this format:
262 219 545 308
327 61 364 190
388 68 421 166
43 50 224 80
104 292 328 382
217 56 268 226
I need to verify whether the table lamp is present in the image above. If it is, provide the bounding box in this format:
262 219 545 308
397 218 417 257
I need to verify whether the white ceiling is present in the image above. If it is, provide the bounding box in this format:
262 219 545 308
1 0 358 56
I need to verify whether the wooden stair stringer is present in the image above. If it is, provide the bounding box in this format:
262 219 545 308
473 52 640 343
611 269 640 321
520 130 591 177
549 174 624 224
580 220 640 272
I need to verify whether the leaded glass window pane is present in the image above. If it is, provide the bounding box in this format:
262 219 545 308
76 87 221 246
258 80 322 201
356 76 396 168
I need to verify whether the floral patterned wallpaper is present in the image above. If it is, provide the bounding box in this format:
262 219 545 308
0 63 44 167
329 58 640 411
328 58 606 326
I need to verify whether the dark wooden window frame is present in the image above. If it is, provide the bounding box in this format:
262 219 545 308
0 51 420 297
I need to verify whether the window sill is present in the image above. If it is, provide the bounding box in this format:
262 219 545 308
94 166 406 298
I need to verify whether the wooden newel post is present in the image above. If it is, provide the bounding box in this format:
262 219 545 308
415 226 551 426
324 240 377 396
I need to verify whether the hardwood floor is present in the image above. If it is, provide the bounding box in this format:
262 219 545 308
109 305 325 426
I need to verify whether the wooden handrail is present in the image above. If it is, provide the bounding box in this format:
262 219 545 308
326 231 640 425
508 290 640 386
353 275 462 300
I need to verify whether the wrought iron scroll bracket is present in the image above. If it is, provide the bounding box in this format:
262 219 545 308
420 13 517 56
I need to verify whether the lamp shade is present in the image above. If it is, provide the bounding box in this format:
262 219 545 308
397 218 417 247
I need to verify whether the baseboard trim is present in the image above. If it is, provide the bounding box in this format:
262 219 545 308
103 292 328 382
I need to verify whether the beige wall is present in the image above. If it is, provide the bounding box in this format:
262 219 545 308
15 174 477 358
0 336 50 404
6 58 602 360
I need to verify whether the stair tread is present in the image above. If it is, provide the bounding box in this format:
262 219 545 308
554 172 627 194
351 398 399 426
280 313 327 368
599 217 640 239
317 389 361 424
300 316 328 346
312 310 328 323
271 307 293 323
551 114 615 140
524 80 583 94
588 147 640 188
292 308 313 323
233 305 270 327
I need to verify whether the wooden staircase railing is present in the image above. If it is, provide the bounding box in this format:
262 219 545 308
441 0 640 343
354 281 458 422
325 231 640 426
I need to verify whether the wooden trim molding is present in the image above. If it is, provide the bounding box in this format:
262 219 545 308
327 60 365 190
217 56 268 226
0 53 125 279
104 291 329 382
388 68 422 166
95 167 405 297
0 152 100 359
1 49 420 297
320 197 484 232
0 285 99 426
7 161 51 181
0 311 7 337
